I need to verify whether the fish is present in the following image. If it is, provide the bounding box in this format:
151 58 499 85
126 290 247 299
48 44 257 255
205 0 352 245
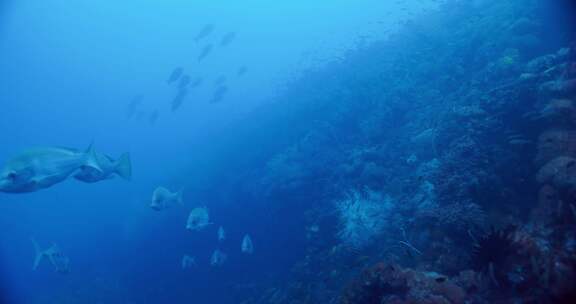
190 76 203 88
209 85 228 103
149 110 160 125
150 186 183 211
181 255 196 269
126 95 143 119
220 32 236 47
197 44 213 61
241 234 254 254
210 249 227 266
171 88 188 112
178 75 191 89
0 144 102 193
214 75 227 86
218 226 226 242
237 66 248 77
135 111 146 121
74 151 131 183
167 67 184 84
194 24 215 42
186 207 212 231
32 238 70 274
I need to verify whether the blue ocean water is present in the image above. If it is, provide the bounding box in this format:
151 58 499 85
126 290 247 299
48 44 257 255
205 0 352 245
1 0 575 303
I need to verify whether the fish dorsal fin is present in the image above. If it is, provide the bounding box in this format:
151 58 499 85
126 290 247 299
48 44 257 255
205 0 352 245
84 143 102 173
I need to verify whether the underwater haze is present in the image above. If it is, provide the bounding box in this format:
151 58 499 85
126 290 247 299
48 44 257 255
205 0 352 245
1 0 576 303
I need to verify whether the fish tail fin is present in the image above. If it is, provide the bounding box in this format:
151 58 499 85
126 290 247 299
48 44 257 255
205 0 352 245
31 238 43 271
84 143 102 173
115 153 132 180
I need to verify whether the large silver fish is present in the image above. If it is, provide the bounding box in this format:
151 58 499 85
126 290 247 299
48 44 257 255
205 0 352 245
0 144 101 193
74 151 131 183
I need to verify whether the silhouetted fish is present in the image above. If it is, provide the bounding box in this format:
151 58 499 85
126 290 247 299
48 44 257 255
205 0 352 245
220 32 236 47
210 85 228 103
32 238 70 274
172 88 188 112
214 75 227 86
181 255 196 269
218 226 226 242
126 95 143 119
198 44 213 61
195 24 214 42
179 75 191 89
149 110 159 125
167 67 184 84
190 76 204 88
237 66 248 77
150 186 183 211
187 207 212 231
241 234 254 254
210 249 226 266
135 111 146 121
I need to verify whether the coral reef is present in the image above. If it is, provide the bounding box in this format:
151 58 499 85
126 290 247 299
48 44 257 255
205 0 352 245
192 0 576 303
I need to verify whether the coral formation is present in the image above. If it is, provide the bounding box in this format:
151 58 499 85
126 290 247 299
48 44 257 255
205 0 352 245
194 0 576 302
335 190 393 249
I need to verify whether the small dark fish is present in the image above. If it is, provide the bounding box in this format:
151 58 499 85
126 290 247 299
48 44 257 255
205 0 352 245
126 95 143 119
214 75 227 86
210 85 228 104
172 88 188 112
168 67 184 84
190 77 203 88
179 75 191 89
237 66 248 77
149 110 159 125
198 44 213 61
195 24 215 42
135 111 146 121
220 32 236 47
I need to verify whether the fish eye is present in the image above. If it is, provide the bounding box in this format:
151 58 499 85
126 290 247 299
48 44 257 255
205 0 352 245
7 172 17 181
